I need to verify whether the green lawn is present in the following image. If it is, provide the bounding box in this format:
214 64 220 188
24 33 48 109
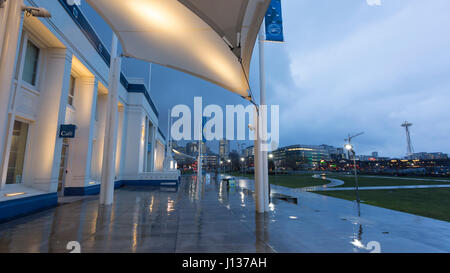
329 175 450 188
223 171 254 178
224 172 328 188
315 188 450 222
268 174 328 188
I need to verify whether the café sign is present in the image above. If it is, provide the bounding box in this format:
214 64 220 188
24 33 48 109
59 124 77 138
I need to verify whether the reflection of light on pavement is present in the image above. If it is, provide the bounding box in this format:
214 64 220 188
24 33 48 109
351 239 365 249
269 203 275 211
289 216 298 220
149 196 154 213
167 197 174 213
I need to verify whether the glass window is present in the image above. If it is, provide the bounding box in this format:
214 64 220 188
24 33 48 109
6 121 29 184
22 40 40 86
68 75 75 106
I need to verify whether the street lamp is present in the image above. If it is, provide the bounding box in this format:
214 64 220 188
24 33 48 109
241 157 245 174
345 143 360 204
227 159 231 173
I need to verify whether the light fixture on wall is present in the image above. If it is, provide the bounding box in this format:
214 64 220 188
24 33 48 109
22 5 51 18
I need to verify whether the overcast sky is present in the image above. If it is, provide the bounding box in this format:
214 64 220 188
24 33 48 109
81 0 450 158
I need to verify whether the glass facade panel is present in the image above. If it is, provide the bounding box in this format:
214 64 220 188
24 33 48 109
6 121 29 184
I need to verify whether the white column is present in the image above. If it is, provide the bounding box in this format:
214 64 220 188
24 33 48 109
100 34 121 205
91 93 107 180
65 77 98 189
115 105 125 177
27 48 73 192
0 0 23 190
122 108 145 176
142 116 149 172
0 0 10 53
150 124 156 171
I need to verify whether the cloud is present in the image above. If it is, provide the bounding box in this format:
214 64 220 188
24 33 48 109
268 0 450 157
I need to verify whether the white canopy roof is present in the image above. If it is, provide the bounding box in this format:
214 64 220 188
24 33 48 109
86 0 270 99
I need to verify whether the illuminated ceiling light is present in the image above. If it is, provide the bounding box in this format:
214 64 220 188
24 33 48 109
4 192 26 197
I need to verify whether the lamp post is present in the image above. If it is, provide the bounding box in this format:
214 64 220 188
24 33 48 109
345 143 360 204
268 153 274 171
241 157 245 174
227 159 231 173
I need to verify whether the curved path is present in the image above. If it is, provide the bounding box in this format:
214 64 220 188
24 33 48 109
312 176 450 191
291 175 344 192
223 174 450 192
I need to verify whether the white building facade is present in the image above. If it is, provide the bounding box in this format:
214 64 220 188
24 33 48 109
0 0 179 222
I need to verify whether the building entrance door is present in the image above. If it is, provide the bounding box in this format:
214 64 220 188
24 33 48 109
57 139 70 196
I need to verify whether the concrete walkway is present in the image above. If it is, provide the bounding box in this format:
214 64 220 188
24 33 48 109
0 174 449 253
235 176 450 252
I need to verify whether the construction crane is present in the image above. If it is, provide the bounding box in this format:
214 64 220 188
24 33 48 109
345 132 364 159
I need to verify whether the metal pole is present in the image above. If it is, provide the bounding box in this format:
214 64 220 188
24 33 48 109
197 135 202 183
259 22 270 212
100 34 121 205
352 151 360 204
253 112 263 213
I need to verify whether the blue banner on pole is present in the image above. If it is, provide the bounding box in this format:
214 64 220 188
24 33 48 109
265 0 284 42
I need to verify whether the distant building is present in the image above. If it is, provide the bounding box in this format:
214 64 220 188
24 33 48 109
219 139 230 159
186 142 198 155
273 145 331 170
408 152 449 160
357 155 379 162
320 144 346 161
244 145 254 158
203 154 219 169
186 141 206 155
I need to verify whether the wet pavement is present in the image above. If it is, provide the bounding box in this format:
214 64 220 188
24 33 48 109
0 174 449 253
